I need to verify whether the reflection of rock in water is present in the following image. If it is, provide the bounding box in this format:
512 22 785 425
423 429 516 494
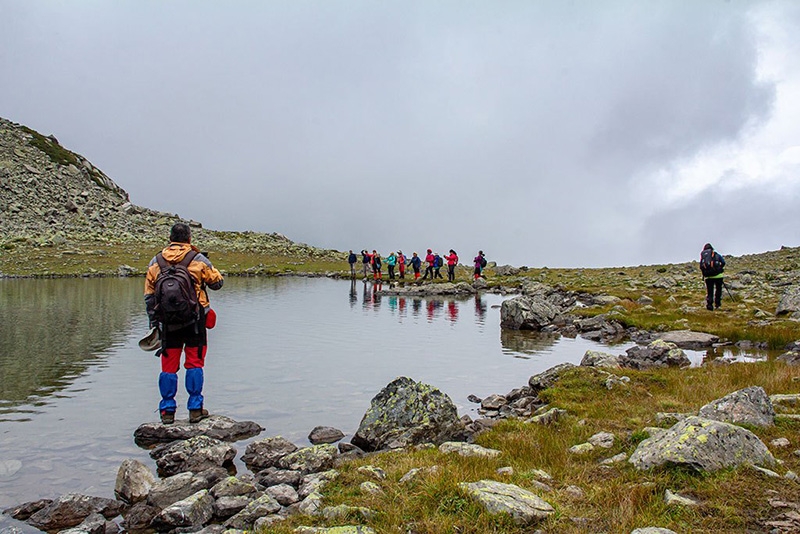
500 330 559 356
0 278 141 414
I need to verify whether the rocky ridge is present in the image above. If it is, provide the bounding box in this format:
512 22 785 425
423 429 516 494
0 116 340 263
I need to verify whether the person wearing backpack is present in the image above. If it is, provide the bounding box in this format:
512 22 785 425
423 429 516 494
397 251 407 279
422 249 435 280
473 250 487 280
144 223 224 425
433 253 444 279
409 252 422 279
700 243 726 311
444 249 458 282
347 250 358 279
385 251 397 280
371 250 382 281
361 250 371 280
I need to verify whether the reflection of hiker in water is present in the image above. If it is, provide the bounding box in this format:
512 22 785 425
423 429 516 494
446 300 459 323
411 297 422 316
444 249 458 282
474 294 487 321
349 279 357 307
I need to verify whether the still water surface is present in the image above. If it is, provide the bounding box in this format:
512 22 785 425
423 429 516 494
0 276 739 509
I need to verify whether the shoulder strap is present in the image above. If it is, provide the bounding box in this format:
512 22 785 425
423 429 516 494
179 250 198 268
156 252 168 270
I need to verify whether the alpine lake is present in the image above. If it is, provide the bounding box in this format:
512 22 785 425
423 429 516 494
0 276 772 512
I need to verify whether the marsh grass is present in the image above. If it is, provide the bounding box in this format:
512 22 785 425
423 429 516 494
261 363 800 533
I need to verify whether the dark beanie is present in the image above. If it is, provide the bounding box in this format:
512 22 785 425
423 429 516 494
703 243 713 250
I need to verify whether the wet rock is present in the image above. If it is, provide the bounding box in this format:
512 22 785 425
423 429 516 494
114 459 155 504
629 416 775 472
698 386 775 427
151 490 214 530
150 435 236 476
308 426 345 445
656 330 719 349
459 480 555 525
26 494 125 531
120 502 159 531
133 415 263 447
620 340 690 370
241 436 298 472
351 377 466 452
58 512 114 534
3 499 52 521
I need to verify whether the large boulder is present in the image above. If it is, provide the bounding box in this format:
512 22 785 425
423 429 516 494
776 286 800 316
500 295 560 330
26 494 126 531
133 415 263 447
150 435 236 476
350 377 466 451
620 340 690 370
698 386 775 427
114 459 156 504
629 416 776 472
458 480 555 525
656 330 720 349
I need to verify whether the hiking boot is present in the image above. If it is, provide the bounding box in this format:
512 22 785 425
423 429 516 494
160 411 175 425
189 408 209 424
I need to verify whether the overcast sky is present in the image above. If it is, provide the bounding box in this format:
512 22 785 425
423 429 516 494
2 1 799 267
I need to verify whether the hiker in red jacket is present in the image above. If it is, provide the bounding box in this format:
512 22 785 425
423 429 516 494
444 249 458 282
397 251 407 279
422 249 435 280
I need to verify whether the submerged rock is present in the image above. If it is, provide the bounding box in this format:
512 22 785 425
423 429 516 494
656 330 720 349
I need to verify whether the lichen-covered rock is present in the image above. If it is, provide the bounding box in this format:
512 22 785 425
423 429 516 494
528 363 575 392
151 490 214 530
620 340 690 370
150 435 236 476
459 480 555 525
120 502 160 531
294 527 376 534
629 416 776 472
57 512 115 534
133 415 263 447
580 350 621 369
350 377 466 452
265 483 300 506
278 443 338 474
500 295 560 330
527 407 567 425
114 459 156 504
698 386 775 427
26 494 126 531
298 470 339 499
210 476 258 498
439 442 501 458
241 436 299 471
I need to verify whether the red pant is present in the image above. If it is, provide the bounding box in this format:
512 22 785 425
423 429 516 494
161 345 206 373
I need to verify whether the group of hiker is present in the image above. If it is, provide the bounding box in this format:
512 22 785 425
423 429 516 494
139 222 730 427
347 249 487 282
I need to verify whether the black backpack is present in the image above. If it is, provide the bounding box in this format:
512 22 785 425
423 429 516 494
700 249 723 277
479 255 487 268
154 251 200 330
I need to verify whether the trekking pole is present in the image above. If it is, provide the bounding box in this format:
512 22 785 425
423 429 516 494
723 282 736 303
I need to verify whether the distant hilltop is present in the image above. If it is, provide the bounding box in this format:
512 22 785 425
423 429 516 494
0 116 338 259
